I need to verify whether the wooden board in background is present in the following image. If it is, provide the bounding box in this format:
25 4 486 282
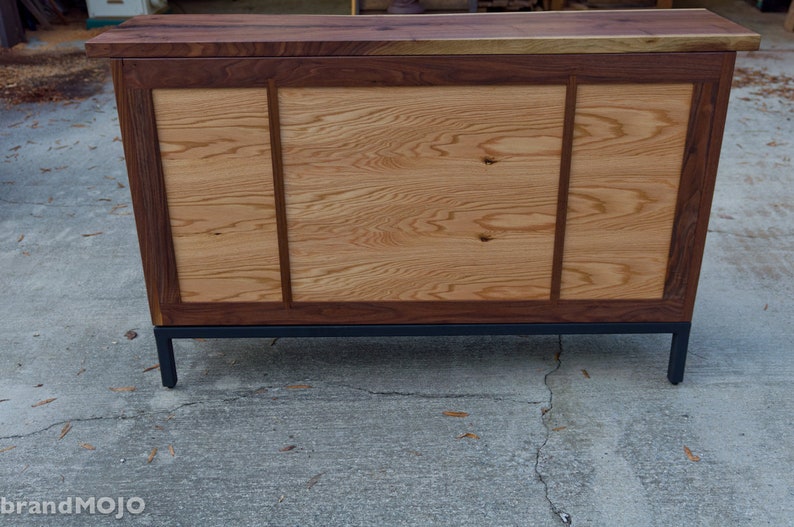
153 88 282 302
561 83 693 299
280 85 566 301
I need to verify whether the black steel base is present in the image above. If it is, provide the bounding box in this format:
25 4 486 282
152 322 691 388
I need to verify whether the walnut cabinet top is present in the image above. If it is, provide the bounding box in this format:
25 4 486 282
85 10 760 59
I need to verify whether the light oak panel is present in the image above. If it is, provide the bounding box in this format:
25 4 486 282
561 83 693 300
153 88 281 302
280 85 566 301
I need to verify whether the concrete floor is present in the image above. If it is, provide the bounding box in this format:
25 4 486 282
1 2 793 525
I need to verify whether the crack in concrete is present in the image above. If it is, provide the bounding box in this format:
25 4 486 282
535 335 571 525
0 387 535 449
0 414 141 442
1 384 480 443
0 399 212 442
1 382 398 442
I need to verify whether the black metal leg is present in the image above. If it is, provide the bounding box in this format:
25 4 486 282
154 328 178 388
667 323 691 385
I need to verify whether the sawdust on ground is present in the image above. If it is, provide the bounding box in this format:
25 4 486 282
732 67 794 101
0 22 111 105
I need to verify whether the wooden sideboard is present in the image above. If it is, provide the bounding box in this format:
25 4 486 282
86 10 760 387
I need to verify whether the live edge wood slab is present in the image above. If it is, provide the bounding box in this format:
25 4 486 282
86 10 759 387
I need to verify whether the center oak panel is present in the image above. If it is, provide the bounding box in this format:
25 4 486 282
280 85 566 301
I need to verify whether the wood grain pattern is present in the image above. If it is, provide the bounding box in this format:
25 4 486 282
85 11 760 59
561 83 693 300
280 85 566 301
153 88 281 302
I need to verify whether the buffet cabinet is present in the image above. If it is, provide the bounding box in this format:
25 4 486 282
86 10 760 386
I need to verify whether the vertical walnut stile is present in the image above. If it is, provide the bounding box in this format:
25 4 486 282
664 81 710 303
112 60 164 325
681 52 737 319
267 79 294 306
114 62 181 324
550 75 578 303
